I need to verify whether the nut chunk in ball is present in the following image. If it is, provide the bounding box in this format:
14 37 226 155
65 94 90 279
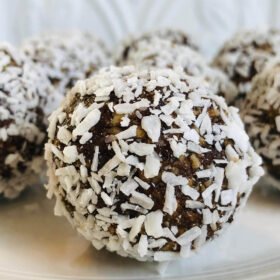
242 60 280 188
46 66 263 261
213 30 280 107
0 43 53 198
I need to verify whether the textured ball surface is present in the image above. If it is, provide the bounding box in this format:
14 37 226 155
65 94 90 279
22 31 110 111
46 66 263 261
212 30 280 107
241 60 280 188
0 43 53 198
117 37 237 103
115 29 198 64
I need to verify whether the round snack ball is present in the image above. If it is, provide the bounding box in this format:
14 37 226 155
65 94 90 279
46 66 263 261
117 37 237 103
115 29 198 65
21 31 111 110
0 43 53 198
212 29 280 107
241 60 280 189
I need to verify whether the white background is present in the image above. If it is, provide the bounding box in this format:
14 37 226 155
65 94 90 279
1 0 280 58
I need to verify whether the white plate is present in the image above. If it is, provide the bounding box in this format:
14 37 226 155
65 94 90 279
0 185 280 280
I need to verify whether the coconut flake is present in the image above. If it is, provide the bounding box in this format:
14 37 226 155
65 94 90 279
51 144 64 161
126 155 144 170
162 172 188 186
169 139 186 158
55 165 78 177
57 126 72 145
225 145 239 161
225 160 248 191
202 183 217 200
144 154 161 178
112 141 126 162
120 179 138 196
148 239 167 249
134 177 150 190
141 115 161 142
137 235 148 257
181 185 200 200
79 132 93 144
144 210 163 238
114 99 150 114
91 146 99 171
116 125 137 140
117 163 131 176
187 142 211 154
200 113 212 135
129 215 145 241
98 155 120 176
78 188 94 208
221 189 234 205
107 102 114 112
179 100 195 121
130 191 154 210
63 146 78 164
196 169 213 178
214 167 224 202
194 225 207 249
202 208 212 224
100 192 113 206
163 184 177 215
157 75 171 87
222 122 249 152
119 139 129 153
185 200 205 209
121 201 147 213
88 176 101 194
161 98 179 115
121 115 130 127
102 172 114 189
177 226 201 246
154 252 180 262
129 142 155 156
73 109 101 137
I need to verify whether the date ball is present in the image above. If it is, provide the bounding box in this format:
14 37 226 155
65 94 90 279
0 43 53 198
212 30 280 107
46 66 263 261
21 31 110 109
115 29 198 65
116 37 237 103
241 60 280 189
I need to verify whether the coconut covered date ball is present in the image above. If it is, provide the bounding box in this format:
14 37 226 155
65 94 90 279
117 37 237 103
241 60 280 188
115 29 198 65
46 66 263 261
21 31 110 108
0 43 53 198
212 30 280 107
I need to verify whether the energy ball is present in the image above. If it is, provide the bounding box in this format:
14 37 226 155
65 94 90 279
212 30 280 107
46 66 263 261
21 31 110 109
115 29 198 65
241 60 280 188
0 43 53 198
117 37 237 103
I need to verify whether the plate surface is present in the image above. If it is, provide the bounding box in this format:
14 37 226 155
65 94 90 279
0 185 280 280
